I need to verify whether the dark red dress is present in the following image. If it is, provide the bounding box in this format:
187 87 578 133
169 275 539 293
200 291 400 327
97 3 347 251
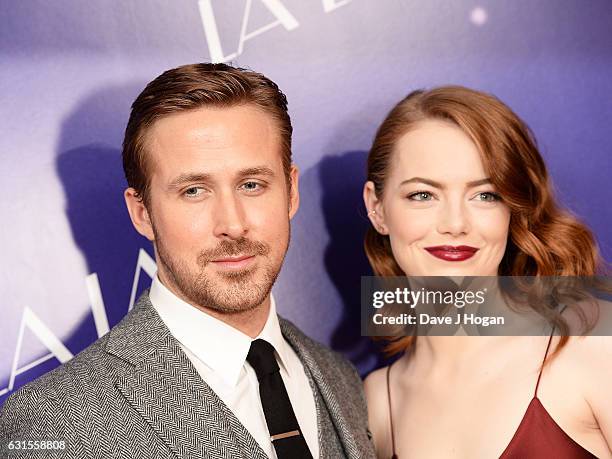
386 332 597 458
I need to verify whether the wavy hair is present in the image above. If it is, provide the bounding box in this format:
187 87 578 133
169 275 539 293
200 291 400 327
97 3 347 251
123 63 292 207
365 86 606 357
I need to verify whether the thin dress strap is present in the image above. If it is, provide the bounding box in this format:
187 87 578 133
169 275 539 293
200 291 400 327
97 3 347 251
386 365 398 459
534 327 555 397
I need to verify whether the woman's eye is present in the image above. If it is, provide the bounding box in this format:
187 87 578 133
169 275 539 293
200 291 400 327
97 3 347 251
184 187 204 198
408 191 433 201
474 192 500 202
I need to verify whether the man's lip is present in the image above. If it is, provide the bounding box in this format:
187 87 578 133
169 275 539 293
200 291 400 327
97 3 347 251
211 255 255 263
424 245 479 262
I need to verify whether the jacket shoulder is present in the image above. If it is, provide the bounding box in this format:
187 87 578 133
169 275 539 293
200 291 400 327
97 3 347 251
9 332 113 398
0 332 115 429
279 317 363 383
0 359 90 458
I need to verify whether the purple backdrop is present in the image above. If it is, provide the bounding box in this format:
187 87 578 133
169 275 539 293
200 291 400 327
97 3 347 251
1 0 611 407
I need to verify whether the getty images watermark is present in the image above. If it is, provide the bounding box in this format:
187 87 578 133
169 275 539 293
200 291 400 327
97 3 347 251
361 276 612 337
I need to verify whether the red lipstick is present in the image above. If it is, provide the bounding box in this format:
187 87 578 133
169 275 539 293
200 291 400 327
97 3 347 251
424 245 478 262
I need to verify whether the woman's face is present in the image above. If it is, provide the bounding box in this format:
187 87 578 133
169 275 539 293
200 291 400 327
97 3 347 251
364 120 511 276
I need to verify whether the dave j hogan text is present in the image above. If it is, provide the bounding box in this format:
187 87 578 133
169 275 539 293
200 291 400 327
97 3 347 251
372 312 505 327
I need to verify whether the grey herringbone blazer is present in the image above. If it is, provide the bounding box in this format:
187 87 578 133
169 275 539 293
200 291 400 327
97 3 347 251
0 293 375 459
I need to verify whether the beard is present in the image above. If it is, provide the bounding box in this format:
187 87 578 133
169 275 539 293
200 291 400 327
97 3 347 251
153 226 289 314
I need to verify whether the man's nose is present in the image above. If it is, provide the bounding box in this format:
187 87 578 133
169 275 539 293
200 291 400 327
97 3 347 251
212 191 248 239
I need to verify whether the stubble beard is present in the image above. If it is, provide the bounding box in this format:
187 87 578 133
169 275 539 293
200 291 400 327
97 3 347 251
153 226 290 315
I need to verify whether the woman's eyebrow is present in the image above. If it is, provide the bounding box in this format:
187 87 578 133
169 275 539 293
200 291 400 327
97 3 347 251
466 178 492 187
399 177 492 189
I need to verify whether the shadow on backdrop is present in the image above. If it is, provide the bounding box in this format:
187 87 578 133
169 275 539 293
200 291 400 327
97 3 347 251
318 151 389 372
1 83 153 407
55 84 154 350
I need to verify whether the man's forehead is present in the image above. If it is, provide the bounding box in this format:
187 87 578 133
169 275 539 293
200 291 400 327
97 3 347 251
143 105 284 178
152 152 284 183
147 104 276 139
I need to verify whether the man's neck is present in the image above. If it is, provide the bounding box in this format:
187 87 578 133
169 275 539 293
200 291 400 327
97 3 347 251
192 297 271 339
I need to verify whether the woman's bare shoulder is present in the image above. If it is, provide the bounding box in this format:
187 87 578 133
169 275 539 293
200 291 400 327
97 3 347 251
563 302 612 451
556 299 612 406
364 365 393 458
555 298 612 365
364 366 390 413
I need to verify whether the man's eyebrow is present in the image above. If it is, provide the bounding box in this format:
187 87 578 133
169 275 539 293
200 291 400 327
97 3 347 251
399 177 492 189
236 166 276 178
166 167 276 191
167 173 213 191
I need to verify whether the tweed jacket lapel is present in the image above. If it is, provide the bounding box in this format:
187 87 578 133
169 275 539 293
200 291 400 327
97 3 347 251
280 318 372 459
105 292 268 459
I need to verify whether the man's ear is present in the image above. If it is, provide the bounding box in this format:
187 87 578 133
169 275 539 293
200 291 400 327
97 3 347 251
363 181 388 235
288 164 300 220
124 188 155 241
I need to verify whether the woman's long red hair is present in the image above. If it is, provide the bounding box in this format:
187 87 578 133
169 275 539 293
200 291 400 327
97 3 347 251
365 86 606 357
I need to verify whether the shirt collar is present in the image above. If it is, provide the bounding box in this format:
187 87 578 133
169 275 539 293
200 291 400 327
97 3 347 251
149 275 292 388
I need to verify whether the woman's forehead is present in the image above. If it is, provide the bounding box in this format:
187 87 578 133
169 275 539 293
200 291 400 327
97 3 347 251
390 120 487 183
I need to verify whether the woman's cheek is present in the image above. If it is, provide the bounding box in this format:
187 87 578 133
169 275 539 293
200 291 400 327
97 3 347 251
477 207 511 244
388 206 435 244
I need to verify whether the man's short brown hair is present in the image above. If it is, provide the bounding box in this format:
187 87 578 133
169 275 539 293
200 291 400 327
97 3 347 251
122 63 292 206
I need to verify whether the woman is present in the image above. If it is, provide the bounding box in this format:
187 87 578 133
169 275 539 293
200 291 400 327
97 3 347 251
362 86 611 458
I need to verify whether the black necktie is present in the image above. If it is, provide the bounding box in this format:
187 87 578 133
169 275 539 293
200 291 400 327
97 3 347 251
246 339 313 459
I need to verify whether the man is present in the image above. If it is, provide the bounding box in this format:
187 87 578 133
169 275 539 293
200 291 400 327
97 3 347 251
0 64 374 459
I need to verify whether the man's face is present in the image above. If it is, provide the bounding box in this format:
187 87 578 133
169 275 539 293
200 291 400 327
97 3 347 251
133 104 298 314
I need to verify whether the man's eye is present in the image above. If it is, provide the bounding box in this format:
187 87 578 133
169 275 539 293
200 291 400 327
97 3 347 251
241 181 264 192
407 191 433 201
184 187 204 197
474 192 501 202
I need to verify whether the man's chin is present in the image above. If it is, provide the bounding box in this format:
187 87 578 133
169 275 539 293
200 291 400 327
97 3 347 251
213 265 259 281
192 272 274 313
200 290 269 314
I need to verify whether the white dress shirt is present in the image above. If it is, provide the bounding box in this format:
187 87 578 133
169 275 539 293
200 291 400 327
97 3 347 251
149 276 319 458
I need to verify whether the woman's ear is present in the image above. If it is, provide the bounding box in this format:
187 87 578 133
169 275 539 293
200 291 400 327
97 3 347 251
363 181 388 235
